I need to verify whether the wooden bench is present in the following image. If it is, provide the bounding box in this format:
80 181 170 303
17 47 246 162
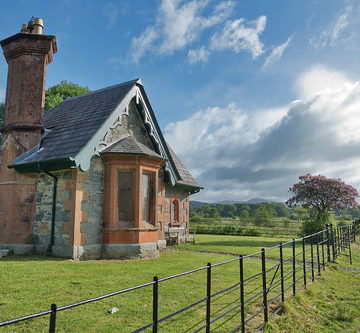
165 227 185 245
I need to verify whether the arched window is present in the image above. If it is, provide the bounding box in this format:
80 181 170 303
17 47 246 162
171 199 180 226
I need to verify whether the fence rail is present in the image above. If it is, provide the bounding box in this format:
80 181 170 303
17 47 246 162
0 222 357 332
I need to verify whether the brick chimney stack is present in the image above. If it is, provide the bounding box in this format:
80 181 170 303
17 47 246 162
0 19 57 250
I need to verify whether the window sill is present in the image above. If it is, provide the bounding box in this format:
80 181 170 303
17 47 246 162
102 226 158 232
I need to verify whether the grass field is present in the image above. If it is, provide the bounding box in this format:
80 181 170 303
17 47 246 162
189 217 303 238
0 234 358 332
266 240 360 332
173 234 306 260
0 251 266 332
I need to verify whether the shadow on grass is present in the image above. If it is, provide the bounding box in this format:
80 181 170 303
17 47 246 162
1 255 70 262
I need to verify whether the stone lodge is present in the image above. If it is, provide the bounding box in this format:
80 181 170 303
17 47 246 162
0 18 201 259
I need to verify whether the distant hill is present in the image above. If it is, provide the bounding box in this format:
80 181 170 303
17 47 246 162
190 198 274 208
216 200 243 205
245 198 272 204
189 201 209 208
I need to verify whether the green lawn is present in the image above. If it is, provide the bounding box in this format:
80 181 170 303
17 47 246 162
0 251 266 332
0 235 358 332
266 241 360 333
173 234 309 260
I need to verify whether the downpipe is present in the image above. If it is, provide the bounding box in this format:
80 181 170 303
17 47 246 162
45 171 58 254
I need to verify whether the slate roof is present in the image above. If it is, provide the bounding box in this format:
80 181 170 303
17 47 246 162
10 78 201 191
167 144 201 189
101 136 164 160
13 79 139 166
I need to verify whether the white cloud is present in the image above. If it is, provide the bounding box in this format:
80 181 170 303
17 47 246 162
159 0 234 54
310 5 354 48
188 46 209 64
165 67 360 202
263 37 292 68
295 65 349 100
330 6 351 44
130 0 234 61
131 27 158 63
209 16 266 58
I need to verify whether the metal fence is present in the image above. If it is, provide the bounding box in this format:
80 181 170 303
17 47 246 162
0 223 357 332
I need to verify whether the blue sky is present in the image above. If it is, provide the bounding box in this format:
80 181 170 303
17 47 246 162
1 0 360 203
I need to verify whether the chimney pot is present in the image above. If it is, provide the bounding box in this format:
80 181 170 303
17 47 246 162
20 24 28 33
27 17 34 33
33 18 44 35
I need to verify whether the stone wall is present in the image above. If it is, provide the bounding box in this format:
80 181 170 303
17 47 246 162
79 156 104 258
163 188 190 243
33 156 104 259
34 170 72 254
106 101 153 149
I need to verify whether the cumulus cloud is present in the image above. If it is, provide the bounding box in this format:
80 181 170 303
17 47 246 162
263 37 292 68
210 16 267 58
130 0 234 61
129 0 269 62
165 67 360 202
188 46 209 64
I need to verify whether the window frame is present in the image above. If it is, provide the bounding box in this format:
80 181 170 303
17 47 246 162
117 170 135 224
170 198 181 226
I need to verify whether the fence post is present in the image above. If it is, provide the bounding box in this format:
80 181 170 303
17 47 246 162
348 228 352 265
330 223 336 261
280 243 284 302
49 303 57 333
292 239 296 296
261 248 268 325
326 224 331 263
353 222 356 242
338 227 342 253
206 263 211 333
302 238 306 288
153 276 158 333
239 255 245 333
316 241 321 276
321 231 325 271
311 243 314 282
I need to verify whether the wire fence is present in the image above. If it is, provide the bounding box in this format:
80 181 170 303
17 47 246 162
0 222 357 332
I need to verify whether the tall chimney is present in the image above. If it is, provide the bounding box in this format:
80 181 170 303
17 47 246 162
0 19 57 250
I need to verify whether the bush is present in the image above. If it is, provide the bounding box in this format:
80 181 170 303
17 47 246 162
243 228 261 237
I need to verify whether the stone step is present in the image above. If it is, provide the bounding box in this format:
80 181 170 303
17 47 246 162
0 249 10 258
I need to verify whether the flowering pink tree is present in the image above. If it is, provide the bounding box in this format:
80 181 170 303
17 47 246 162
286 174 358 233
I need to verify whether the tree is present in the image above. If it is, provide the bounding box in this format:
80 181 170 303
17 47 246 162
222 204 237 218
253 205 275 226
207 207 220 218
286 174 359 234
44 80 90 111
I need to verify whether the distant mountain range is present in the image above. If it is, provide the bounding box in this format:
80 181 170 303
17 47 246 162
190 198 274 208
